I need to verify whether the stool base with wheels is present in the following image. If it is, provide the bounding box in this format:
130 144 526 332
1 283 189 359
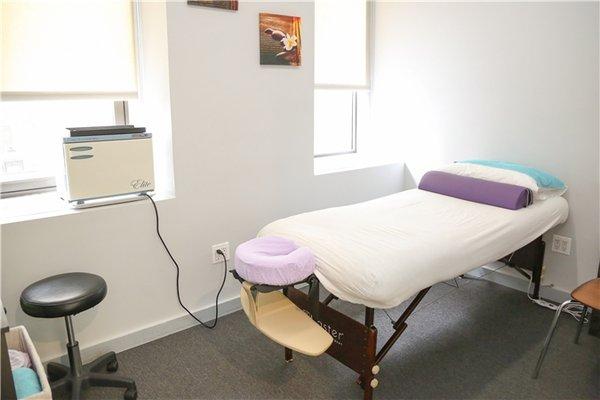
20 272 137 400
47 315 137 400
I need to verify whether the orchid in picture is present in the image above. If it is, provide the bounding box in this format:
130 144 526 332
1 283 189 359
281 34 298 51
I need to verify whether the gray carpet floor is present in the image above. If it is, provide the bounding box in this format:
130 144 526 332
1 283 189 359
54 278 599 399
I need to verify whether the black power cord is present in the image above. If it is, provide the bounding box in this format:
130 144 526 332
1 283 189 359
144 194 227 329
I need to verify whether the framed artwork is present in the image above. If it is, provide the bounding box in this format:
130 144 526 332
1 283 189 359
259 13 301 66
187 1 238 11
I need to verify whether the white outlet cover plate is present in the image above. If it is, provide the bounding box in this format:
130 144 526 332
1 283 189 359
551 235 572 255
212 242 231 264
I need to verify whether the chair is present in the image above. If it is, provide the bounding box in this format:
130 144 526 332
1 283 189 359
532 277 600 378
20 273 137 399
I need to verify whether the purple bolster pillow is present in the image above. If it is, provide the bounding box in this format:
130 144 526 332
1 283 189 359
419 171 532 210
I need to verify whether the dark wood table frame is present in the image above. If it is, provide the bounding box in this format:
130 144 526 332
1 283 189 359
286 286 429 400
499 236 545 299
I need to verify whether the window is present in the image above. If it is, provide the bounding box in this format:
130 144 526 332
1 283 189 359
0 0 138 196
314 0 370 158
0 100 128 196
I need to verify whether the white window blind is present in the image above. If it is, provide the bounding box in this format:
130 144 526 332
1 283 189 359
1 0 138 100
315 0 368 87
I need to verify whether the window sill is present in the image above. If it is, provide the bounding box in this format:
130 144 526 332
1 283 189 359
314 152 400 176
0 190 175 225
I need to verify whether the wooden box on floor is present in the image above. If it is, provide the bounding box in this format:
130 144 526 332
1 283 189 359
5 326 52 399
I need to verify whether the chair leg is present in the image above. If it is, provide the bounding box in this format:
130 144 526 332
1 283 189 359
574 306 588 344
532 300 574 379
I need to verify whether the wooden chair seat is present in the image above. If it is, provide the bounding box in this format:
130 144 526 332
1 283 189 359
572 278 600 310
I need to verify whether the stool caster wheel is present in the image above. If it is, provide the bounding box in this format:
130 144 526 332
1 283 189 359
124 387 137 400
107 360 119 372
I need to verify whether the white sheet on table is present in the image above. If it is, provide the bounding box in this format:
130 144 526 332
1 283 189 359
259 189 569 309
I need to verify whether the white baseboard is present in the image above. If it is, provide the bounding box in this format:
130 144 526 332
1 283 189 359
46 295 242 364
467 264 571 304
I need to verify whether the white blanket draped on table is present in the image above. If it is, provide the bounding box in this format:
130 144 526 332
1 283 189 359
259 189 568 309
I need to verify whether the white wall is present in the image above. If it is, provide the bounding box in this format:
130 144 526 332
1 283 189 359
1 1 403 361
372 2 599 292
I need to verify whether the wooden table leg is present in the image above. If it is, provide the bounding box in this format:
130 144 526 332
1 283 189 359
282 287 295 362
363 385 374 400
361 308 377 400
285 347 293 362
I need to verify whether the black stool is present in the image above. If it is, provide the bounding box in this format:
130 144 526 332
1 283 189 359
20 273 137 400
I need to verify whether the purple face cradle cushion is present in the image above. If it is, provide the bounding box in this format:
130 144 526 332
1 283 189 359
419 171 532 210
234 236 316 286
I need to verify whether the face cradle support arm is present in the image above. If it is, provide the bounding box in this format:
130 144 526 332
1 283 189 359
230 270 321 321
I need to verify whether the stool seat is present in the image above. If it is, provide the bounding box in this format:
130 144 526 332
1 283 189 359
20 273 107 318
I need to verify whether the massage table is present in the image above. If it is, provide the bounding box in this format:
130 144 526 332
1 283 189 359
255 188 569 399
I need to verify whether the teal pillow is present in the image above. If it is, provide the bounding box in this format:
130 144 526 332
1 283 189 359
460 160 565 189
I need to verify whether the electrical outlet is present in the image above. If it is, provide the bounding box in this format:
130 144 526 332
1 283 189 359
211 242 230 264
551 235 572 255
